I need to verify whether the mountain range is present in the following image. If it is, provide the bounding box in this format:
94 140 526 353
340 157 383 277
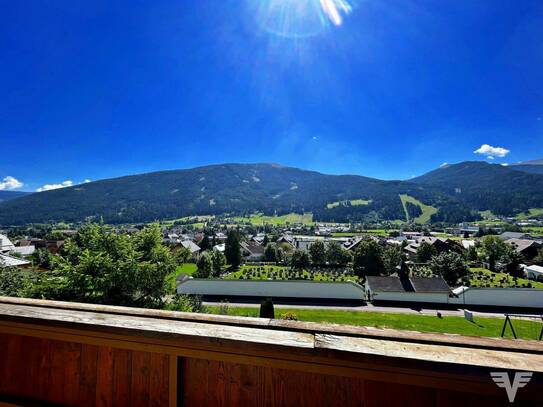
1 160 543 225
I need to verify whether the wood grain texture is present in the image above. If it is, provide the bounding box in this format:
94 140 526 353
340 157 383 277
2 295 541 354
0 333 169 407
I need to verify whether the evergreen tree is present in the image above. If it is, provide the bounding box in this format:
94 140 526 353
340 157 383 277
309 241 326 265
195 252 214 278
353 239 383 277
290 249 310 269
210 250 226 277
225 230 241 268
199 235 211 251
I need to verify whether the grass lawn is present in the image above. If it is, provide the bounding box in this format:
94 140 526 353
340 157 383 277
516 208 543 220
521 226 543 234
469 267 543 289
165 263 198 291
326 199 371 209
231 212 314 226
205 307 543 340
224 265 360 283
399 194 438 224
331 230 393 237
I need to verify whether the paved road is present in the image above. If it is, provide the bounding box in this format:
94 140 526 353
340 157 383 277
202 301 527 318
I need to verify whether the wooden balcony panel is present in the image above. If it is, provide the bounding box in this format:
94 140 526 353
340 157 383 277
0 297 541 406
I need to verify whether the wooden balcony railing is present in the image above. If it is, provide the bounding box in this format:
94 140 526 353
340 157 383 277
0 296 541 406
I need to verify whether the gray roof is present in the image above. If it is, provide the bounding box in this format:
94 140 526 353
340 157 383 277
500 232 532 240
367 276 450 293
180 240 201 253
410 277 450 292
366 276 406 292
0 253 31 267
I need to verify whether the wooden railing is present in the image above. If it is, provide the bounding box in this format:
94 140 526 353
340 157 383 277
0 296 541 406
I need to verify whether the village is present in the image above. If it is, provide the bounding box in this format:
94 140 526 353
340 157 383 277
2 214 543 323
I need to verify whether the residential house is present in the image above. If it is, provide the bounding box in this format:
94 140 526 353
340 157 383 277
240 241 265 261
404 237 463 260
499 231 533 241
507 239 543 261
180 240 201 259
524 265 543 281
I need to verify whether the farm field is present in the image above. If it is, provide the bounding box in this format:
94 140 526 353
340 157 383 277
469 268 543 289
205 307 543 340
399 194 438 224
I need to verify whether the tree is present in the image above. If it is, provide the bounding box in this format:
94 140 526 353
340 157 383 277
534 248 543 266
27 223 176 308
199 235 211 251
429 252 469 286
225 230 241 268
0 267 33 297
353 239 383 277
416 242 437 263
382 245 404 275
309 241 326 265
290 249 310 269
499 246 524 278
481 235 509 271
465 245 478 262
264 243 277 262
175 247 191 265
30 248 54 269
326 241 351 267
262 235 269 247
210 250 226 277
195 252 214 278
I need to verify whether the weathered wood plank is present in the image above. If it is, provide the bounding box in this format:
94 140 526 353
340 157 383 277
315 333 543 373
0 303 314 351
2 296 541 354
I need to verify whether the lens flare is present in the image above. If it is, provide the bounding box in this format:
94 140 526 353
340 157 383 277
252 0 353 38
320 0 352 26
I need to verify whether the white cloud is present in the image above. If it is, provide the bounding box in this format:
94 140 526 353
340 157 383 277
474 144 510 158
37 180 73 192
312 136 318 140
501 163 509 166
487 156 495 160
36 179 91 192
440 162 448 168
0 176 23 190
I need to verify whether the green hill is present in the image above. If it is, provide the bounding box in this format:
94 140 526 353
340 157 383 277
1 161 542 225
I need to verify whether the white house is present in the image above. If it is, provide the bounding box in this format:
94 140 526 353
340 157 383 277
213 243 225 253
524 265 543 281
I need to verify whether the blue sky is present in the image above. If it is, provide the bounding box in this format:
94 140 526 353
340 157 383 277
1 0 542 192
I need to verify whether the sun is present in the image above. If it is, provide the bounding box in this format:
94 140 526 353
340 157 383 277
252 0 353 38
